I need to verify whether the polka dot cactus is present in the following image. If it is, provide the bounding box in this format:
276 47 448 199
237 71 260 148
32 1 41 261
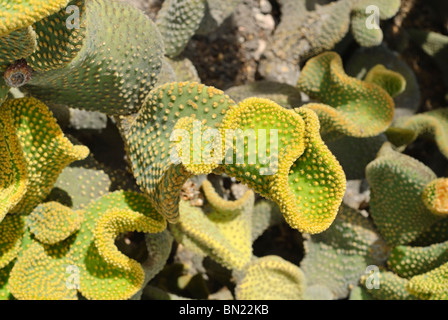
24 0 165 115
2 97 89 215
170 180 255 271
407 262 448 300
422 178 448 216
7 191 167 300
366 143 442 245
156 0 206 58
26 202 83 245
234 255 306 300
297 51 395 138
126 82 236 222
0 0 70 36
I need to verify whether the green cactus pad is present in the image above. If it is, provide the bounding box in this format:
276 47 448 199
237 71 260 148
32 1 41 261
77 191 166 300
27 0 85 72
0 104 27 223
0 27 37 72
393 108 448 160
171 181 255 271
364 64 406 98
8 238 78 300
26 202 83 245
301 205 388 299
346 46 421 119
422 178 448 216
388 241 448 279
156 0 205 58
25 0 164 115
407 262 448 300
221 98 346 233
225 81 302 108
412 218 448 247
8 191 166 300
93 208 166 270
259 0 352 82
366 143 441 245
350 0 401 48
2 97 89 215
126 82 236 222
0 0 70 37
234 255 306 300
360 270 418 300
298 51 395 138
0 214 25 269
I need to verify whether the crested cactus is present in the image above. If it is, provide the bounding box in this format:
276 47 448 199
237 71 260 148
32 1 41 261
125 81 345 234
234 255 306 300
259 0 401 83
6 191 167 300
301 204 389 299
366 143 443 246
297 52 396 139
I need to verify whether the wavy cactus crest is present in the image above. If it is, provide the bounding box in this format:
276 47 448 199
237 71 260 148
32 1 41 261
366 143 443 245
234 256 306 300
126 81 345 234
6 191 167 300
0 97 89 220
297 52 395 139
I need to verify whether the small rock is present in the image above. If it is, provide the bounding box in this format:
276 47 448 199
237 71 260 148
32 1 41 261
259 0 272 14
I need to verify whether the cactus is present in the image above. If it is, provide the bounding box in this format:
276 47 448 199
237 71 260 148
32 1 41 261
350 0 401 48
346 46 421 120
387 241 448 279
6 191 167 300
391 108 448 160
259 0 401 83
297 52 396 139
156 0 205 58
234 255 306 300
126 82 345 233
0 27 37 72
301 204 389 299
170 180 256 271
0 0 70 37
0 97 88 221
360 270 418 300
221 100 346 233
23 0 165 115
366 143 444 246
407 262 448 300
422 178 448 216
364 64 406 98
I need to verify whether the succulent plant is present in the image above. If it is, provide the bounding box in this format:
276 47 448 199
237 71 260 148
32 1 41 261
259 0 401 83
297 51 397 139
